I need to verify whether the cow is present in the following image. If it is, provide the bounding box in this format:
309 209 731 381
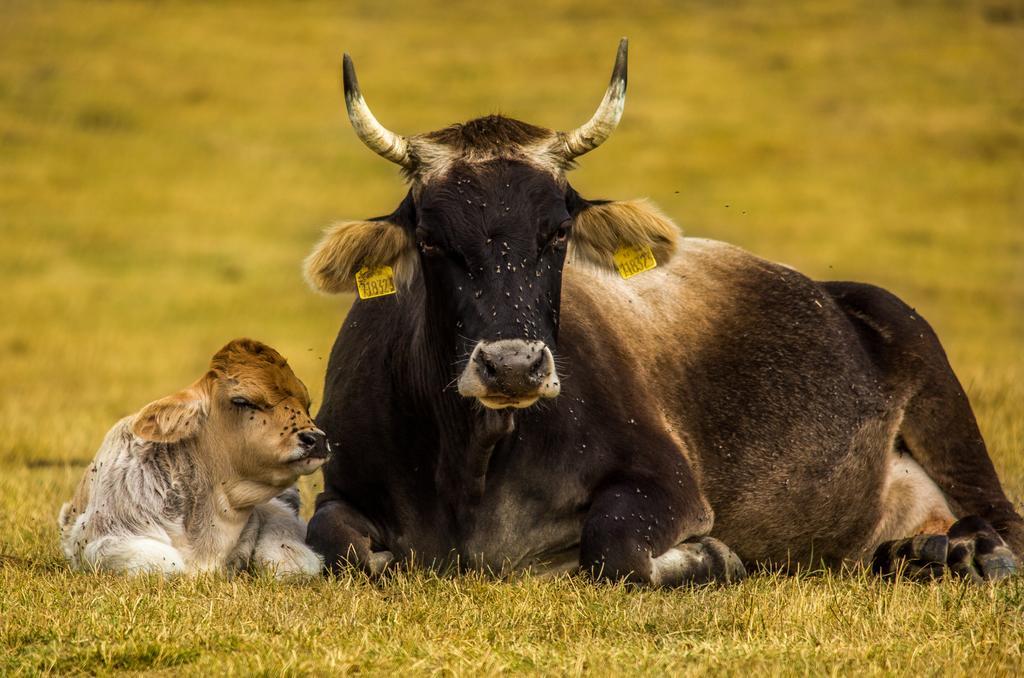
304 39 1022 585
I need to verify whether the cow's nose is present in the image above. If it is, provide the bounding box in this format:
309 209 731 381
297 430 329 458
473 340 551 396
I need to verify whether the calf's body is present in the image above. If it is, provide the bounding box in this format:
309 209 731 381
59 339 328 576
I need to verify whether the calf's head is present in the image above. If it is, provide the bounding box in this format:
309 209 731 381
131 339 328 489
306 39 679 409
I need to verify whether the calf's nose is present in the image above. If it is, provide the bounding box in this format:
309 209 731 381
297 430 329 458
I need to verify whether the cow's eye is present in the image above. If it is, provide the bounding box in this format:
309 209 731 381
416 228 442 257
554 219 571 244
231 396 260 410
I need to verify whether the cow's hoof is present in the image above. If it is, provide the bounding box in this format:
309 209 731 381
948 516 1018 582
720 543 748 584
872 516 1019 582
871 534 949 580
650 537 746 587
974 549 1017 581
366 550 394 577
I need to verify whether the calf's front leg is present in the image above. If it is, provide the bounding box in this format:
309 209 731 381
252 495 323 577
228 490 322 577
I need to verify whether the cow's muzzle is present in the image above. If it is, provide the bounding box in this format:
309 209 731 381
457 339 560 409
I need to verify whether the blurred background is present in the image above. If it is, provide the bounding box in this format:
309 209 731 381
1 1 1021 499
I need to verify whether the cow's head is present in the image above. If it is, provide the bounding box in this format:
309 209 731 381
306 40 679 410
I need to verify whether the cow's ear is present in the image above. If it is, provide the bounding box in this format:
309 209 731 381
304 219 416 294
131 384 208 444
568 194 680 271
304 194 417 294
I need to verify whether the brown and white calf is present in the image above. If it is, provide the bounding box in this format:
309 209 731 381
59 339 328 576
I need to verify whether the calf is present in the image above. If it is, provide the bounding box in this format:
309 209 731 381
58 339 328 576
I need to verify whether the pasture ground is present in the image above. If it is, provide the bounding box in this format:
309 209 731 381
2 1 1023 674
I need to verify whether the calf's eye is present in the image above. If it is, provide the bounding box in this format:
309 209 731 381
231 396 259 410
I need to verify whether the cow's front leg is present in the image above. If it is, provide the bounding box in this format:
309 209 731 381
305 497 392 576
579 477 745 586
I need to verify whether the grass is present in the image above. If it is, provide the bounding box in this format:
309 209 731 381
1 0 1022 674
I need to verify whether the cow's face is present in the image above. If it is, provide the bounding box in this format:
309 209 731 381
416 159 569 408
305 40 679 410
131 339 329 487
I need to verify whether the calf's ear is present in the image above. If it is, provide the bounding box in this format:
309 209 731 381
132 385 207 444
568 197 680 271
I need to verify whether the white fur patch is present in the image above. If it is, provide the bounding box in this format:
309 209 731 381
236 496 323 577
863 449 955 557
81 536 187 575
58 418 320 577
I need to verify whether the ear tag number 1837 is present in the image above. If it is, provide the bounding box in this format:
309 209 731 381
355 265 397 300
613 244 657 279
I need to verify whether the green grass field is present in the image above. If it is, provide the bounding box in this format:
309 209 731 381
2 0 1023 674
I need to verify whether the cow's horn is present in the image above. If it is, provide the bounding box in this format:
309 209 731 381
342 53 414 168
560 38 628 161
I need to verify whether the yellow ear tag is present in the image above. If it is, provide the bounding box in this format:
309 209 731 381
613 244 657 279
355 265 397 300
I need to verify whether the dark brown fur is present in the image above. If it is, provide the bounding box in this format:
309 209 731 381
424 115 552 152
306 110 1022 585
